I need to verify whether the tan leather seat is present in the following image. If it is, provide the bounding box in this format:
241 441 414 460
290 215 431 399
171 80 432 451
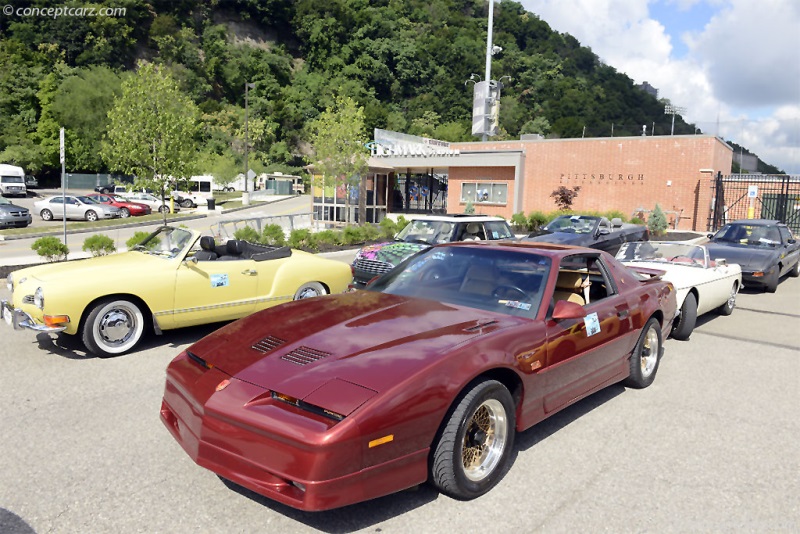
553 271 585 306
460 264 498 295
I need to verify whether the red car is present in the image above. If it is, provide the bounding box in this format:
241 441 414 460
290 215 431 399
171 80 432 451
160 242 677 511
86 193 151 217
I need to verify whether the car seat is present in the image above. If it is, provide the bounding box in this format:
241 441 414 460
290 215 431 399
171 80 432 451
194 236 218 261
553 271 586 306
462 222 483 241
218 239 244 260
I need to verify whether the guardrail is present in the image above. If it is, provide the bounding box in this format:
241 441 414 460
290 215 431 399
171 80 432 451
210 212 318 240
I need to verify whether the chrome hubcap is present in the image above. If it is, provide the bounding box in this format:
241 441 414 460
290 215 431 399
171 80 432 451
296 288 320 299
640 327 660 377
727 288 736 309
462 399 508 481
98 308 135 346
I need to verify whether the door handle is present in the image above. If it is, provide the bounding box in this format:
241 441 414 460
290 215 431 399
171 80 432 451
241 269 257 276
617 310 629 318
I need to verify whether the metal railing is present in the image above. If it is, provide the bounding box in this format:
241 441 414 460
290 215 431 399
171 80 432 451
210 212 317 240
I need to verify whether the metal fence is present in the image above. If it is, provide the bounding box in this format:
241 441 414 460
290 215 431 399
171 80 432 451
210 213 317 240
64 173 132 190
709 174 800 233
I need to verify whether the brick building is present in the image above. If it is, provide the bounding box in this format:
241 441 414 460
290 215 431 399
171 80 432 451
310 130 733 231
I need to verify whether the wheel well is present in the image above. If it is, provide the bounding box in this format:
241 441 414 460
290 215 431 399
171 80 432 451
78 294 154 335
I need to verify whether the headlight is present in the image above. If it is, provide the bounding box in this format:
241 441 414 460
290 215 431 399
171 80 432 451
6 273 12 292
34 287 44 309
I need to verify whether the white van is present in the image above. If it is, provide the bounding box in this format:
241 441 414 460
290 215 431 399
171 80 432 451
0 164 27 197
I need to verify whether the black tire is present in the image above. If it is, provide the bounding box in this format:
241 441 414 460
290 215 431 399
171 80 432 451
431 380 515 500
180 199 194 208
623 316 662 389
293 282 327 300
764 269 779 293
40 209 53 221
789 260 800 278
119 207 130 218
85 210 98 222
101 187 111 194
82 298 146 357
717 282 737 316
158 205 170 214
670 292 697 340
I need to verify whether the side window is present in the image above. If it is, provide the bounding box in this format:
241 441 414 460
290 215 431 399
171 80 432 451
485 221 514 240
52 197 63 204
778 226 791 244
554 254 615 307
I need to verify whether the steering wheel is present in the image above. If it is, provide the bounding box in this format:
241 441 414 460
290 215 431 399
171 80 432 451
670 255 700 265
491 285 531 301
420 266 446 282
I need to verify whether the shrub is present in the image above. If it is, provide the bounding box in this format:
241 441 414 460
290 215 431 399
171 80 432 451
233 226 261 243
395 215 409 231
464 200 475 214
126 231 152 250
378 217 399 238
288 229 317 251
342 225 366 245
648 204 669 237
261 224 286 246
82 234 116 257
362 224 383 242
527 211 551 231
31 236 69 262
315 229 340 246
550 186 581 210
511 212 529 230
604 210 628 222
631 216 645 225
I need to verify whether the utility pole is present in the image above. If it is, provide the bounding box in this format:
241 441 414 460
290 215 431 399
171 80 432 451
665 104 687 135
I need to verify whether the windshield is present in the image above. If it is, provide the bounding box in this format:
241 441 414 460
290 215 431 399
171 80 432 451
131 227 195 259
1 175 24 183
543 215 599 234
0 197 11 205
395 220 456 244
712 223 781 248
617 242 707 267
77 196 100 204
368 246 551 318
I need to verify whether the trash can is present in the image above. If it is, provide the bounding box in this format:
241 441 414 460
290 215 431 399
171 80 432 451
206 198 215 211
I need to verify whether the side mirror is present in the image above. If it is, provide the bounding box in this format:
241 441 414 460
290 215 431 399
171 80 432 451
552 300 586 320
788 238 796 244
707 233 714 239
598 227 610 236
183 256 198 266
715 258 728 267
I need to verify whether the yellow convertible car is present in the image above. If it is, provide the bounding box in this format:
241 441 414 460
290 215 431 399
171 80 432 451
2 226 352 357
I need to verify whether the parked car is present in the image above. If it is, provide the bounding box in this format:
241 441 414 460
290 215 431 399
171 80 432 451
0 197 32 228
705 219 800 292
24 175 38 189
159 241 677 511
351 215 516 287
94 184 128 195
2 226 353 358
86 193 152 217
33 195 120 221
118 191 178 214
172 190 208 209
524 215 649 255
616 241 742 339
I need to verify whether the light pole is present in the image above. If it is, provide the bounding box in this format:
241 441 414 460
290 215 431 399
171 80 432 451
664 104 687 135
244 81 255 193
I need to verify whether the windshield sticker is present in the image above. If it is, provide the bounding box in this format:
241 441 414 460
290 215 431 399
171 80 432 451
210 274 229 288
501 300 532 311
584 312 600 336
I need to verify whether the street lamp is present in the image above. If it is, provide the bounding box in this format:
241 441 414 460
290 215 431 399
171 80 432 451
244 81 256 193
664 104 687 135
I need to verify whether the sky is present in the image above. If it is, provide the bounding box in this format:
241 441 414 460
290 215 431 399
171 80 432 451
517 0 800 174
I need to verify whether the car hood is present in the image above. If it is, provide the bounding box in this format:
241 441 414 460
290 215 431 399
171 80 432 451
0 204 27 212
12 252 166 285
526 230 587 245
705 242 777 270
190 291 514 401
354 241 430 265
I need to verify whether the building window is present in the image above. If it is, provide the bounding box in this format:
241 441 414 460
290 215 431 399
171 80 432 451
461 182 507 204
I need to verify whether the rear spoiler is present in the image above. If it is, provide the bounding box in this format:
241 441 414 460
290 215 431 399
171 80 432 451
628 266 666 279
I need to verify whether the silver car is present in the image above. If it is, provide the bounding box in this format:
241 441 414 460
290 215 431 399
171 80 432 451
0 197 32 228
34 195 121 222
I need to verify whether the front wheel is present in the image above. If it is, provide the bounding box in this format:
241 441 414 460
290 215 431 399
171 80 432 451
82 299 146 357
430 380 515 500
764 269 779 293
789 260 800 278
293 282 327 300
671 292 697 340
119 207 130 218
85 210 98 222
717 283 737 316
624 316 662 389
158 205 170 214
180 199 194 208
40 209 53 221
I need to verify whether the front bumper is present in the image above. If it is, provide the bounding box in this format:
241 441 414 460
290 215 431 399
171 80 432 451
741 266 777 287
1 299 68 333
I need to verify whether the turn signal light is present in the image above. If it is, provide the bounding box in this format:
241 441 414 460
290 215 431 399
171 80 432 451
43 314 70 327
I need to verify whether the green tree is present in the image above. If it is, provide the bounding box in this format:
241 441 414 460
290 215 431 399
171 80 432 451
102 62 199 224
648 204 669 237
308 95 369 224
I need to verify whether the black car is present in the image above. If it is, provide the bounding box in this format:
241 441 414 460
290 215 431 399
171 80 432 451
523 215 649 255
0 197 32 228
706 219 800 292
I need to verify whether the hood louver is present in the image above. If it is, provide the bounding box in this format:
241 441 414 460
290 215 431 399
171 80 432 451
281 346 331 366
251 335 286 354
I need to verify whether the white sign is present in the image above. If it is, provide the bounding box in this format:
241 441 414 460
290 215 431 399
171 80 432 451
748 185 758 198
59 128 65 164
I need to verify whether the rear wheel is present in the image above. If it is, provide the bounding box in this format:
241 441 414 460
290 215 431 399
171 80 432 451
158 205 170 214
40 209 53 221
180 199 194 208
671 292 697 340
624 317 662 388
82 298 146 357
85 210 98 222
431 380 515 500
293 282 327 300
717 283 737 315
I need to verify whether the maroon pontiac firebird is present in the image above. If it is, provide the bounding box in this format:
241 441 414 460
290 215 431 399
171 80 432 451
160 242 676 511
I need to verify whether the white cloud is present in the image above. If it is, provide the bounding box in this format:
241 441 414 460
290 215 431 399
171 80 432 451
517 0 800 173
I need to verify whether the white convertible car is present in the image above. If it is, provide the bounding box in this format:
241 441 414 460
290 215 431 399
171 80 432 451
616 241 742 340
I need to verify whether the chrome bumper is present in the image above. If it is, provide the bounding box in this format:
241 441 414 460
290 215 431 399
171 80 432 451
1 299 67 333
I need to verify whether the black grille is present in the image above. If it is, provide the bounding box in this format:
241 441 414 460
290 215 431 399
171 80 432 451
281 346 331 365
251 335 286 353
354 258 393 275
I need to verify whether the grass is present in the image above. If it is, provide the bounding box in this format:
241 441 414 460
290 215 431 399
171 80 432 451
0 212 197 238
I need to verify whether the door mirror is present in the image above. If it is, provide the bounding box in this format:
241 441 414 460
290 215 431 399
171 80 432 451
552 300 586 320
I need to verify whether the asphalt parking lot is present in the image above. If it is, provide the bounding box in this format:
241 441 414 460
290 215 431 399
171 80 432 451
1 274 798 533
